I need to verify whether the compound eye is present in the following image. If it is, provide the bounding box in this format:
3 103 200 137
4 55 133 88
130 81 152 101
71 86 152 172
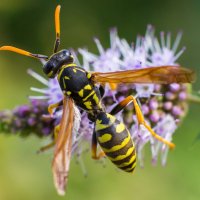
62 50 70 57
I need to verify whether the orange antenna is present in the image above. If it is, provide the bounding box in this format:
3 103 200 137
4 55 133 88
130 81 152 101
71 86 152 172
0 46 48 59
54 5 61 53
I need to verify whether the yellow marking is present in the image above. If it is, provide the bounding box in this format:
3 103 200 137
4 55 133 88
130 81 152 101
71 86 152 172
106 113 116 123
95 114 116 131
57 64 77 81
65 63 77 67
66 91 71 95
62 78 66 89
84 101 92 109
83 90 95 101
93 94 99 104
107 146 134 161
64 76 70 80
96 119 102 124
78 89 84 97
117 153 136 168
76 68 86 73
84 84 92 90
47 71 53 77
102 134 131 153
116 123 125 133
87 73 92 79
124 161 136 172
98 134 112 143
96 123 111 131
73 68 77 73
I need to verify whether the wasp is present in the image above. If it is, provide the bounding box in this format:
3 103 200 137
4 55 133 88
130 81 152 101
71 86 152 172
0 5 195 195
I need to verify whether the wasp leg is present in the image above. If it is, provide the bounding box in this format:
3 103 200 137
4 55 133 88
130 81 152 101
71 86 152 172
91 129 105 160
37 99 63 153
99 85 105 98
37 124 60 154
110 95 175 149
48 100 63 116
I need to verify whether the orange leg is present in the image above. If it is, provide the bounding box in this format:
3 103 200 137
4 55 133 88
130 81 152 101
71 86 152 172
91 130 106 160
37 99 63 153
37 124 60 154
110 95 175 149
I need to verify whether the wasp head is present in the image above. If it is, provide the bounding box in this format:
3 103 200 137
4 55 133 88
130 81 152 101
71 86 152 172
43 49 74 78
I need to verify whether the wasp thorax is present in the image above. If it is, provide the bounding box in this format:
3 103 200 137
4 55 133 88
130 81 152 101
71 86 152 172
43 49 74 78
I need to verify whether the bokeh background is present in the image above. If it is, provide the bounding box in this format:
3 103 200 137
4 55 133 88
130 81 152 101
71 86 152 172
0 0 200 199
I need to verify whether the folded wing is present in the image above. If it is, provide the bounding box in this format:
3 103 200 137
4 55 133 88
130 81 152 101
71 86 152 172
91 66 195 84
52 96 74 196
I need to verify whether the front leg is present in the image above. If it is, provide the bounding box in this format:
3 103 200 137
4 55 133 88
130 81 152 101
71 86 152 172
37 124 60 154
48 99 63 116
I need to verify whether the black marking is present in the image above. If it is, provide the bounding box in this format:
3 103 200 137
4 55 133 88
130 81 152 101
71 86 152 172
125 166 136 173
112 150 136 166
119 159 136 171
105 138 133 158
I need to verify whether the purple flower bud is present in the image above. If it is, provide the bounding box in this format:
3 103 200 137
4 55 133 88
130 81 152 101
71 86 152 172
172 106 182 116
15 105 30 117
42 127 51 136
178 91 187 100
164 102 173 110
154 84 161 92
141 104 149 115
150 111 160 123
28 118 36 126
170 83 180 92
149 99 158 110
165 92 176 100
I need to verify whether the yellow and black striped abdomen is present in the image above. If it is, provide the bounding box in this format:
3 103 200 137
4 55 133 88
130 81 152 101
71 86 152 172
95 112 136 172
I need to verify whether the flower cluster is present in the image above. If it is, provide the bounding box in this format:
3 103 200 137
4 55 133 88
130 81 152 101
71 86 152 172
79 25 189 166
0 25 194 168
0 100 56 137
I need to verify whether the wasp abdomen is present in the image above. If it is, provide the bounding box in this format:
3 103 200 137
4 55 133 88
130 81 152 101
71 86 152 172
95 112 136 172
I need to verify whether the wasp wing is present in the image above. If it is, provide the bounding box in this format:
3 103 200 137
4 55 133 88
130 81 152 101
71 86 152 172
52 96 75 196
91 66 195 84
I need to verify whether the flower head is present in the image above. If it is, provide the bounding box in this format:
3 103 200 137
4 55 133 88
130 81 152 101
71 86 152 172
80 25 191 166
0 25 194 170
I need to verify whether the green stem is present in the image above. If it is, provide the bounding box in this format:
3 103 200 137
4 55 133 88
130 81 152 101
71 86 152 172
187 94 200 104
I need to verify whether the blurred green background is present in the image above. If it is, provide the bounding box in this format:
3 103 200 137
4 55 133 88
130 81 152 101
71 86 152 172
0 0 200 199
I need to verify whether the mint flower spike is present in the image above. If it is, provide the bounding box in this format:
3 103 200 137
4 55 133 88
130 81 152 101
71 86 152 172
0 25 193 172
79 25 191 166
0 100 56 137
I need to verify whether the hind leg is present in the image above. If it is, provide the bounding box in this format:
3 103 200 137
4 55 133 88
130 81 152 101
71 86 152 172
91 129 105 160
110 95 175 149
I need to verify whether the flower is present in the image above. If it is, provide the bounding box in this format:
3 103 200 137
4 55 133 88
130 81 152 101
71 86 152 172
79 25 192 166
0 25 196 170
